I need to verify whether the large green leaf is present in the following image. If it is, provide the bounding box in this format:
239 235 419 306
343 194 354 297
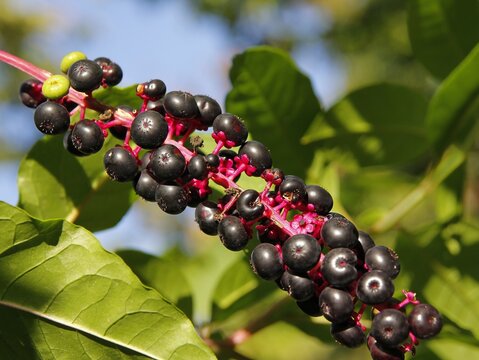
93 84 142 108
407 0 479 79
0 201 215 359
426 43 479 153
302 84 428 167
226 46 321 179
17 135 136 232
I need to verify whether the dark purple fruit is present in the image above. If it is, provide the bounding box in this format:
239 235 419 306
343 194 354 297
236 189 264 221
408 304 442 339
71 120 104 154
250 243 283 281
371 309 410 347
282 234 321 274
130 110 168 149
205 153 220 168
164 91 199 119
143 79 166 100
321 216 359 249
278 271 315 301
368 336 405 360
195 201 219 235
19 78 46 108
306 185 333 215
297 295 322 317
155 183 188 214
365 246 401 279
319 287 354 323
33 101 70 135
103 147 138 182
133 170 158 202
321 248 358 287
238 141 273 176
68 59 103 92
279 175 307 204
212 113 248 146
358 231 376 254
331 319 366 348
187 154 208 180
148 144 186 181
218 215 249 251
63 128 86 156
194 95 222 127
356 270 395 305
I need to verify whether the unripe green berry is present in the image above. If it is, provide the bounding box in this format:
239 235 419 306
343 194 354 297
42 74 71 100
60 51 87 74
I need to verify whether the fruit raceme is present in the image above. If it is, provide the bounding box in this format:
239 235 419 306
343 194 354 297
4 49 443 359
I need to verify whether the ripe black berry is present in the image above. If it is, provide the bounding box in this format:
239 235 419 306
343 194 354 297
130 110 168 149
238 141 273 176
143 79 167 100
358 230 376 255
218 215 249 251
155 183 188 214
408 304 442 339
33 101 70 135
212 113 248 146
68 59 103 92
321 248 358 287
205 153 220 168
195 95 222 127
321 216 359 249
278 175 307 204
63 128 86 156
371 309 410 347
148 144 186 181
236 189 264 221
365 246 401 279
306 185 333 215
278 271 315 301
71 120 105 154
250 243 283 281
368 336 405 360
356 270 395 305
103 62 123 87
19 78 46 108
195 201 220 235
133 170 158 202
164 91 200 119
331 320 366 348
103 147 138 182
187 154 208 180
319 287 354 323
296 295 322 317
282 234 321 274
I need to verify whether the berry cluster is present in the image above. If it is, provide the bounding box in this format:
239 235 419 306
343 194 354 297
15 50 442 359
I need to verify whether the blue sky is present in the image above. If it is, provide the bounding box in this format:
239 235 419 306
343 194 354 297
0 0 345 254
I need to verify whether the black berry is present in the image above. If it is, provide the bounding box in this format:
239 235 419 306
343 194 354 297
278 271 315 301
321 217 359 249
282 234 321 274
68 59 103 92
103 147 138 182
296 295 322 317
319 287 354 323
356 270 395 305
164 91 200 119
195 201 220 235
133 169 158 202
236 189 264 221
33 101 70 135
19 78 46 108
306 185 333 215
321 247 358 287
143 79 167 100
130 110 168 149
195 95 222 127
371 309 410 347
71 120 104 154
218 215 249 251
187 154 208 180
250 243 283 281
331 320 366 348
148 144 186 181
365 246 401 279
408 304 442 339
238 141 273 176
278 175 307 204
368 336 405 360
155 183 189 214
212 113 248 146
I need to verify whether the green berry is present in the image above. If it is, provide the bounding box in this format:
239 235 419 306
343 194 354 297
42 74 70 100
60 51 87 73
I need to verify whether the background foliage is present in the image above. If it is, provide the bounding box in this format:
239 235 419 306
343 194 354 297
1 0 479 359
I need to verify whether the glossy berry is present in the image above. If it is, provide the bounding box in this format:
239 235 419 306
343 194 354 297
238 141 273 176
71 120 104 154
19 78 46 108
187 154 208 180
147 144 186 181
60 51 87 73
195 95 222 127
164 91 199 119
33 101 70 135
155 183 189 214
147 98 165 114
250 243 283 281
331 320 366 348
356 270 395 305
218 215 249 251
236 189 264 221
319 287 354 323
130 110 168 149
282 234 321 274
212 113 248 146
205 153 220 168
321 216 359 249
279 271 315 301
143 79 167 100
195 201 220 235
103 147 138 182
321 248 358 287
42 74 70 100
278 175 307 204
103 62 123 87
133 170 158 202
365 246 401 279
408 304 442 339
368 336 405 360
357 231 376 255
63 128 86 156
371 309 409 347
306 185 333 215
67 59 103 92
296 295 322 317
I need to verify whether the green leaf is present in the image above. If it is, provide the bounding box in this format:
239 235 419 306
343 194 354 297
407 0 479 79
18 135 136 232
0 201 215 360
426 43 479 152
302 84 428 167
226 46 321 179
93 84 142 108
